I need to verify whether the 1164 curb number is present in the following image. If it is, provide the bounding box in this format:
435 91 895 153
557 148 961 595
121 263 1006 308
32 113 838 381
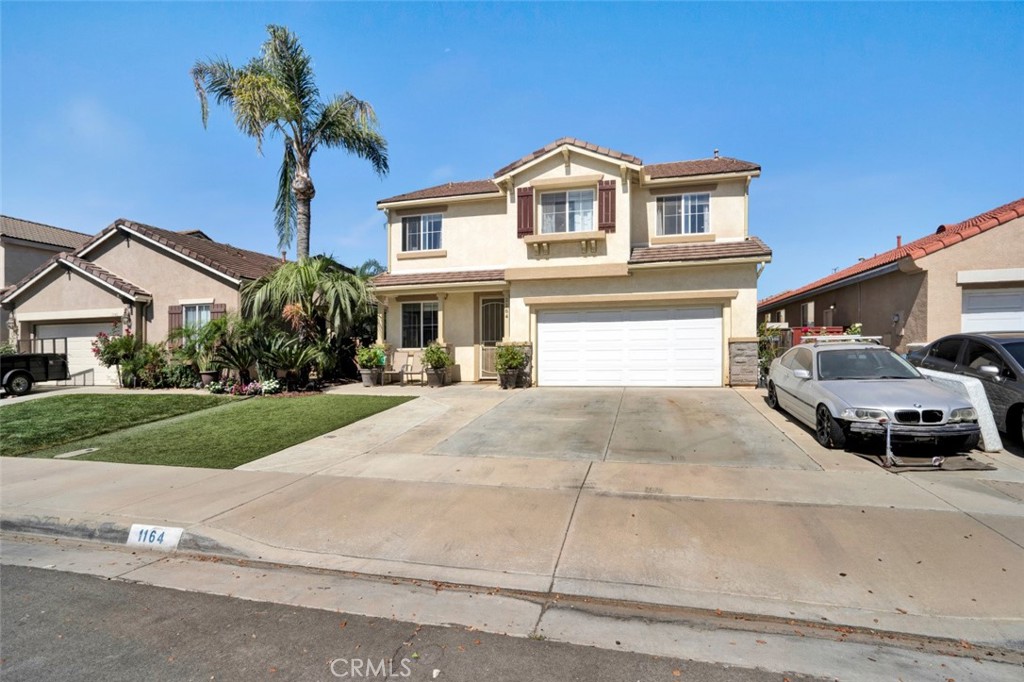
127 524 183 551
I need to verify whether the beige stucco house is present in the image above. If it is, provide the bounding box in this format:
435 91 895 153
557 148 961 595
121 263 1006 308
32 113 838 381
758 197 1024 352
1 218 281 384
1 216 91 344
372 138 772 387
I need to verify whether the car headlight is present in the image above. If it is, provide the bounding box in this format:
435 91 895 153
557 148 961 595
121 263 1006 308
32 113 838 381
948 407 978 423
839 408 888 422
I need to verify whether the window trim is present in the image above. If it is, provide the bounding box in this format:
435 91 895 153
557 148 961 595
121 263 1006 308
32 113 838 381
182 302 212 328
401 213 443 252
400 301 439 349
656 192 711 236
539 188 596 234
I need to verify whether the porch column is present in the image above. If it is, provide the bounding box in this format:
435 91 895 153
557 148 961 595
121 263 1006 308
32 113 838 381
376 297 388 345
436 293 447 344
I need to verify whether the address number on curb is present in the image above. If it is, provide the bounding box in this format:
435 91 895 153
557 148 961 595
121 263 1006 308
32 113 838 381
127 524 183 551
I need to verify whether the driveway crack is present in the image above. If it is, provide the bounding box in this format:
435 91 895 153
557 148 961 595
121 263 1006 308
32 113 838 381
601 388 626 462
546 461 592 599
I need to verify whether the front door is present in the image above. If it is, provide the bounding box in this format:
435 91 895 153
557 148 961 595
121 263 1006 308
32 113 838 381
479 298 504 379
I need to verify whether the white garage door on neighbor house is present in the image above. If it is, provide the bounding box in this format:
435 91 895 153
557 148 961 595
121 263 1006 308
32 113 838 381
34 321 120 385
536 306 723 387
961 288 1024 333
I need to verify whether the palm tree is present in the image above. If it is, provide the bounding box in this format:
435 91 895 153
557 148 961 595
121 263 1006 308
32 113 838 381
191 25 388 258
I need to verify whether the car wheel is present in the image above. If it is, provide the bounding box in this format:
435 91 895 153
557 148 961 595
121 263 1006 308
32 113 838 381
815 405 847 449
6 374 32 397
766 382 780 410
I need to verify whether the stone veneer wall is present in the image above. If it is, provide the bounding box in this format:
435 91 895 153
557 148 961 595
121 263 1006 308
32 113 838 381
728 338 759 386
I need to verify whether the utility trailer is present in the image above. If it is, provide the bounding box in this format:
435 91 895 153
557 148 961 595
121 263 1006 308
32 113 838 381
1 351 70 396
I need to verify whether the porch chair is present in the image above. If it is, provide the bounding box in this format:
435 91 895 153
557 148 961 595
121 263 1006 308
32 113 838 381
399 350 426 386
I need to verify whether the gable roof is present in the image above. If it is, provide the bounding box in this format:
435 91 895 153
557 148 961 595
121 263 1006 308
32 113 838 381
630 237 772 265
0 215 92 250
644 157 761 180
78 218 283 282
758 197 1024 310
378 179 502 205
493 137 644 178
372 268 506 288
1 252 151 304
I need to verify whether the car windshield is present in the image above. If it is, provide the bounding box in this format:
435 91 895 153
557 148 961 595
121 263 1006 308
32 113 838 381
817 348 922 380
998 341 1024 368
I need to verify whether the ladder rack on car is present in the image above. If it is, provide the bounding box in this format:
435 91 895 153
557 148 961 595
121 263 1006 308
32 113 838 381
800 335 883 345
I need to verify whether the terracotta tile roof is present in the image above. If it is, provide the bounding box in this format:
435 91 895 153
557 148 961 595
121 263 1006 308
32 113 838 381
0 215 92 250
372 269 506 288
644 157 761 180
629 237 772 265
1 252 150 303
377 180 502 205
493 137 643 178
75 218 283 281
758 197 1024 310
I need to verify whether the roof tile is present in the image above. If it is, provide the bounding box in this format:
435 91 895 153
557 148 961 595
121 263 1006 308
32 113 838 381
377 180 502 205
629 237 772 264
0 215 91 250
493 137 643 178
372 269 506 288
644 157 761 180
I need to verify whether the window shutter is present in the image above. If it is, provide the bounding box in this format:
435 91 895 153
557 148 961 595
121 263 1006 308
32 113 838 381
598 180 616 232
168 305 183 334
211 303 227 320
516 187 534 238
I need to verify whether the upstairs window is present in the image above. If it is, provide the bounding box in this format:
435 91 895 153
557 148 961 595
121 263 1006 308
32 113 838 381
401 302 438 348
657 193 710 235
540 189 594 233
402 214 442 251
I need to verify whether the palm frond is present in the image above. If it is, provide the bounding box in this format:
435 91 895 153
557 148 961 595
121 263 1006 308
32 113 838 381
312 95 389 176
275 139 297 252
191 58 241 128
262 25 319 120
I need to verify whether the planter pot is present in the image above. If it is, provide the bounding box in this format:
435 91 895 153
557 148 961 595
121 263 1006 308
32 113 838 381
359 368 375 387
425 367 447 387
499 369 520 390
199 370 219 387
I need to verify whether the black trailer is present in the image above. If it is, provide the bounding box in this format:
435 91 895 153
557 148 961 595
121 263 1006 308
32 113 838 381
1 352 70 396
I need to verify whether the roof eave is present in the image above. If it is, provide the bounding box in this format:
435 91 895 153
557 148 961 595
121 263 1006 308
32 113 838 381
371 279 508 293
494 144 643 183
377 191 505 211
758 261 903 312
629 255 771 269
642 169 761 186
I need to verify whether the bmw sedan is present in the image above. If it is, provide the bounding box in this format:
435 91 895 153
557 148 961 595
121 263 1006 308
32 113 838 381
767 341 981 450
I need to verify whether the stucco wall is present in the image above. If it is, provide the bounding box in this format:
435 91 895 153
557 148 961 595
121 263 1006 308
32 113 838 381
637 178 748 242
2 240 65 343
11 267 124 313
916 215 1024 340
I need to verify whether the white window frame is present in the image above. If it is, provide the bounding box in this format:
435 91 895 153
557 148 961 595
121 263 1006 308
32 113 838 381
401 213 443 252
540 189 595 234
182 303 212 328
401 302 439 348
657 192 710 235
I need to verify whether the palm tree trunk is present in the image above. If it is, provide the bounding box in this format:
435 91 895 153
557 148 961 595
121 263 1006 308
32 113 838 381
293 165 315 259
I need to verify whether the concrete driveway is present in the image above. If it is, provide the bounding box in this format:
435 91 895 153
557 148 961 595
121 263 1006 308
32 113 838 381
433 388 818 470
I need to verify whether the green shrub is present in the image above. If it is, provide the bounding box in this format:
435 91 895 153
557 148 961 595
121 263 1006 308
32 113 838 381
0 342 15 356
495 344 526 372
422 342 452 369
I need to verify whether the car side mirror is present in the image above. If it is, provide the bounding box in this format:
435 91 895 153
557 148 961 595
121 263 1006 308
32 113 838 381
979 365 1000 376
793 369 811 380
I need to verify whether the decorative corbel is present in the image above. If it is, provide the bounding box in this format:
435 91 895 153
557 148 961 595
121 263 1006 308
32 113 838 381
619 165 629 184
562 148 571 171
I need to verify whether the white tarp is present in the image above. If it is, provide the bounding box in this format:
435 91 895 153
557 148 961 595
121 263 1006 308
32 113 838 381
919 368 1002 452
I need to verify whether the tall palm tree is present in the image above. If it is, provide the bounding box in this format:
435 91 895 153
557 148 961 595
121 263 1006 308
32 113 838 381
192 25 388 258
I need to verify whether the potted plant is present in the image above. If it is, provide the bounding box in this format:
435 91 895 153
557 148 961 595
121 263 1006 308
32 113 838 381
422 342 452 387
495 344 526 389
355 344 385 387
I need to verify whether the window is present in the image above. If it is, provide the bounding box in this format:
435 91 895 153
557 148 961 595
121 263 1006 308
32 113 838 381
800 302 814 327
183 304 211 328
402 214 442 251
930 338 963 364
964 340 1014 379
401 302 438 348
657 193 709 235
540 189 594 233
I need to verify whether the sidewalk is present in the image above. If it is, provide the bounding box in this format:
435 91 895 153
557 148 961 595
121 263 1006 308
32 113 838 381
3 390 1023 651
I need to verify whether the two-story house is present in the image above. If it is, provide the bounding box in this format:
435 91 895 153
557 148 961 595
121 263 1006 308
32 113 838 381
372 138 772 387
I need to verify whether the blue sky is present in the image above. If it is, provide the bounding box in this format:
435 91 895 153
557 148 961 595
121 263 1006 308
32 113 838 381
2 2 1021 298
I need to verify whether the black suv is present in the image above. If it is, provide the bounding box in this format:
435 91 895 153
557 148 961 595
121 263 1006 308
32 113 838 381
907 332 1024 444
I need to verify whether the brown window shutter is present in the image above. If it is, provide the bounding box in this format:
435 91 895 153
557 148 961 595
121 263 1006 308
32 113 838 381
598 180 616 232
516 187 534 238
168 305 183 333
210 303 228 320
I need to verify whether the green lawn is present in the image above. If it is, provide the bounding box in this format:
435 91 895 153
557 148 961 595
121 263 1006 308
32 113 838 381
18 394 414 469
1 394 232 457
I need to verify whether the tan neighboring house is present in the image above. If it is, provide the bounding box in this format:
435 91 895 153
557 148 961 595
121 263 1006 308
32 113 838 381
1 218 281 385
1 216 91 344
372 138 772 387
758 197 1024 352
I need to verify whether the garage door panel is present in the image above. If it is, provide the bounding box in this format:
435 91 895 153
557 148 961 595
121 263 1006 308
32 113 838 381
538 306 722 387
962 288 1024 333
34 322 119 385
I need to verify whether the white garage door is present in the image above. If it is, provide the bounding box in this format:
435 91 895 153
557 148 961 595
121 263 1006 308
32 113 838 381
962 288 1024 333
537 307 723 387
35 322 120 386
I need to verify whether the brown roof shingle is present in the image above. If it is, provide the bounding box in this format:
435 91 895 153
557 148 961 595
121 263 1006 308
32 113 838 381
758 197 1024 310
644 157 761 180
0 215 92 250
372 269 506 288
493 137 643 178
378 180 502 205
629 237 772 265
1 252 150 303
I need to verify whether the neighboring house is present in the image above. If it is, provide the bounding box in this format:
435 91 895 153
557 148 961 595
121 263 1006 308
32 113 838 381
1 216 91 344
371 137 771 387
1 218 281 385
758 197 1024 352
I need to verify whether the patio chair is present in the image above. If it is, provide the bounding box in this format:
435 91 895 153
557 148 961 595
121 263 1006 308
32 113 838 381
399 350 426 386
